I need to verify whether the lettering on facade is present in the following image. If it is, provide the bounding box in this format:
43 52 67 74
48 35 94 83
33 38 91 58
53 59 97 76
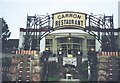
53 12 86 29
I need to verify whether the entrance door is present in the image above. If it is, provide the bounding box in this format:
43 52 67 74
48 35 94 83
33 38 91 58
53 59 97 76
57 37 82 55
59 44 82 55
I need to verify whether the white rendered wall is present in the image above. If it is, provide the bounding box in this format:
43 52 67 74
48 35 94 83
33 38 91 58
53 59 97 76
18 31 24 49
118 1 120 28
118 1 120 49
40 37 45 52
95 39 101 52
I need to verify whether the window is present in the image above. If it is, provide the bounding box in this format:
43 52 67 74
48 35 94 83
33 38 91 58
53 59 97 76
46 39 53 45
45 39 53 51
87 39 95 45
87 39 95 51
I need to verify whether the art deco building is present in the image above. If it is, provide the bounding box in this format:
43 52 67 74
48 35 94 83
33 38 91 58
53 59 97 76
45 29 100 55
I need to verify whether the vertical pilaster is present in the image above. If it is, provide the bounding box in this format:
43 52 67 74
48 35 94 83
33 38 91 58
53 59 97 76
53 38 57 54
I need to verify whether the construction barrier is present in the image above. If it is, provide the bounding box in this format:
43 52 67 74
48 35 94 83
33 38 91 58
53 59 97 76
16 50 37 55
97 51 119 81
98 52 120 56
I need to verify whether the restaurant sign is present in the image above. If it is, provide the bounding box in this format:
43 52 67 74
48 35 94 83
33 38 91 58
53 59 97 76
52 12 86 29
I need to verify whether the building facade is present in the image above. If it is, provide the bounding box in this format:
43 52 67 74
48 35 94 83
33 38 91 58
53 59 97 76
118 1 120 50
118 1 120 28
18 11 105 54
45 29 100 55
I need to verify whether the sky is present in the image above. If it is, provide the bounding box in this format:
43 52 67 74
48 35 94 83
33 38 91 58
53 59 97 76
0 0 120 39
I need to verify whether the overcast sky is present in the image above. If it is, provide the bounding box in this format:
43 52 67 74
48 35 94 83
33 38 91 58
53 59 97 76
0 0 119 39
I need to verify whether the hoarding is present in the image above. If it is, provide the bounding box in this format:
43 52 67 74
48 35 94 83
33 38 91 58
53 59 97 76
52 12 86 29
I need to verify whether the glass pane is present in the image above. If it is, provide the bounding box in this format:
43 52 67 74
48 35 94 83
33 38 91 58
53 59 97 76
87 39 95 45
46 39 53 45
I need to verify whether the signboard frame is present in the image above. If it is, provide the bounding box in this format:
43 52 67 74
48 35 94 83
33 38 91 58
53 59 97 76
52 11 87 30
